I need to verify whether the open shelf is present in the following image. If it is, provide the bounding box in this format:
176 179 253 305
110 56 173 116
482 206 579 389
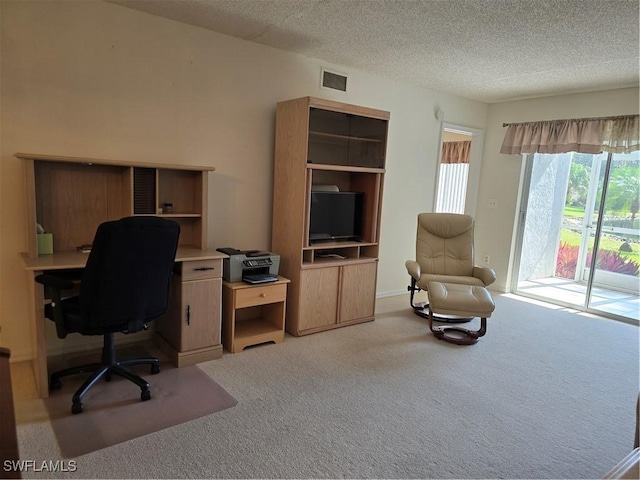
235 317 282 340
302 242 379 265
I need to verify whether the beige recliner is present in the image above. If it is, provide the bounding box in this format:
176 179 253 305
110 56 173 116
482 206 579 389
405 213 496 319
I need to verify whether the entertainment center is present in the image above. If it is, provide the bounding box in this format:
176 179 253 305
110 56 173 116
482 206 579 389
272 97 389 336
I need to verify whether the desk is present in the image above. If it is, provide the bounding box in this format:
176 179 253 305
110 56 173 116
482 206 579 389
18 152 222 399
21 246 226 399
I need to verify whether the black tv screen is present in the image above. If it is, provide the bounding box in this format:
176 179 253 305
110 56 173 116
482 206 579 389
309 191 363 241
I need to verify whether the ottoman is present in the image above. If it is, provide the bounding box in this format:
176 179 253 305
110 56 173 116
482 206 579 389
426 281 495 345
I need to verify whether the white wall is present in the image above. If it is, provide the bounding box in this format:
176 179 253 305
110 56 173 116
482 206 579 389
477 87 639 292
5 2 635 362
0 0 488 359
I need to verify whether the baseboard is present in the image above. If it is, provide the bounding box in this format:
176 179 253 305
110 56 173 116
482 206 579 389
8 330 155 362
376 290 409 299
7 348 32 363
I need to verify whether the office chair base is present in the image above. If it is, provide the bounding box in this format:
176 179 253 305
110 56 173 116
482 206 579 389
50 334 160 414
63 362 155 414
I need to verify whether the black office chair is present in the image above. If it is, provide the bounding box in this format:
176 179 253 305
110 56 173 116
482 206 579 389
36 216 180 414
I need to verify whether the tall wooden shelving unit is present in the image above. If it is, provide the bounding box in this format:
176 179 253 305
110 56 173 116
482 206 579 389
272 97 389 336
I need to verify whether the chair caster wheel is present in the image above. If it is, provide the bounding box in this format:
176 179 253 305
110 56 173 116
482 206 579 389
49 379 62 391
71 401 83 414
141 389 151 401
151 364 160 375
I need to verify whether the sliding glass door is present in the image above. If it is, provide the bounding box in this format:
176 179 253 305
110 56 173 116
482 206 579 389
513 150 639 323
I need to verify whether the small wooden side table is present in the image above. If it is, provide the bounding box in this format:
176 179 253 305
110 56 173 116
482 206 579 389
222 276 290 353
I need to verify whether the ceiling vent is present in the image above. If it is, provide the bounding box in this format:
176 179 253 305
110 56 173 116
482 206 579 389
321 68 348 92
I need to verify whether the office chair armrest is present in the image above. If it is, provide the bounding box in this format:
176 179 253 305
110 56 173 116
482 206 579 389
472 266 496 286
405 260 421 280
35 274 75 291
35 274 76 339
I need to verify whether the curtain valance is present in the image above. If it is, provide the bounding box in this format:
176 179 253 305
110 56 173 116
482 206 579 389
601 115 640 153
441 141 471 164
500 115 639 155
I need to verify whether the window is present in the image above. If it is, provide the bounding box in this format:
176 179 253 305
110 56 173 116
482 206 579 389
434 125 483 216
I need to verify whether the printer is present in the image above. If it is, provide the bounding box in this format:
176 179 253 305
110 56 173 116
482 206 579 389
216 247 280 283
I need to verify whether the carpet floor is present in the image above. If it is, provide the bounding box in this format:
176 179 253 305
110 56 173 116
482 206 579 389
16 348 236 459
12 293 640 479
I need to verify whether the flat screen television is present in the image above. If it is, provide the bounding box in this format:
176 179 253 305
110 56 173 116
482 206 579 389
309 191 363 242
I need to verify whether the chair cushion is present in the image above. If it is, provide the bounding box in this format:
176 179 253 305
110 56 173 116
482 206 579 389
417 273 485 290
418 213 474 239
427 281 495 318
79 216 179 334
416 213 475 277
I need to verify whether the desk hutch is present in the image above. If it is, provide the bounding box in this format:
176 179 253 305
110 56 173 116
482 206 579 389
18 152 226 398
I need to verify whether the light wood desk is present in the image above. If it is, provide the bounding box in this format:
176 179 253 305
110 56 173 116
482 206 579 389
21 247 226 399
18 152 223 399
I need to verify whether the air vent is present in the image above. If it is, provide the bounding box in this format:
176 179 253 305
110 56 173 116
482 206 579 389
321 68 348 92
133 167 156 214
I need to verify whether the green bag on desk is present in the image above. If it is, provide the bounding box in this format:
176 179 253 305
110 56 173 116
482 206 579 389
37 233 53 255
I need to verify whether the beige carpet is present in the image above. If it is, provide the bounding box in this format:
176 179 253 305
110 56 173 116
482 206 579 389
13 293 639 478
26 349 236 458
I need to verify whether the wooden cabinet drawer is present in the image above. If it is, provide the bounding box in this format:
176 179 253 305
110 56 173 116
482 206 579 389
180 259 222 281
235 283 287 309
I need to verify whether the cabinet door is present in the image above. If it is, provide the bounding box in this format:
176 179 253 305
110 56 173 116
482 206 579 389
339 262 377 323
180 278 221 350
299 267 339 331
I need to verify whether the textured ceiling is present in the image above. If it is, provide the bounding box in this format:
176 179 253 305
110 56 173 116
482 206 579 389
108 0 639 103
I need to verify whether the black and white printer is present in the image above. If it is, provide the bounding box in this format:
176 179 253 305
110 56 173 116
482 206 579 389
216 247 280 284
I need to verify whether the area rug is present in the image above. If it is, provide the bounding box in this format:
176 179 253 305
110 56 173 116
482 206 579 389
43 351 237 458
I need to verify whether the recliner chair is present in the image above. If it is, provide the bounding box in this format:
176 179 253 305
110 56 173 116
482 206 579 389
406 213 496 319
36 216 180 414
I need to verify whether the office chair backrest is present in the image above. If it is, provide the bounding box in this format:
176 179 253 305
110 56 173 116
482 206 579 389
79 216 180 335
416 213 475 277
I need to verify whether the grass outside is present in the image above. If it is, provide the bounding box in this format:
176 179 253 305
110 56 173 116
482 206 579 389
560 228 639 263
562 205 638 261
564 205 585 218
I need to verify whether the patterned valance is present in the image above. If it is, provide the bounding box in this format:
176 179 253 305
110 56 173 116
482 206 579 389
500 115 639 155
